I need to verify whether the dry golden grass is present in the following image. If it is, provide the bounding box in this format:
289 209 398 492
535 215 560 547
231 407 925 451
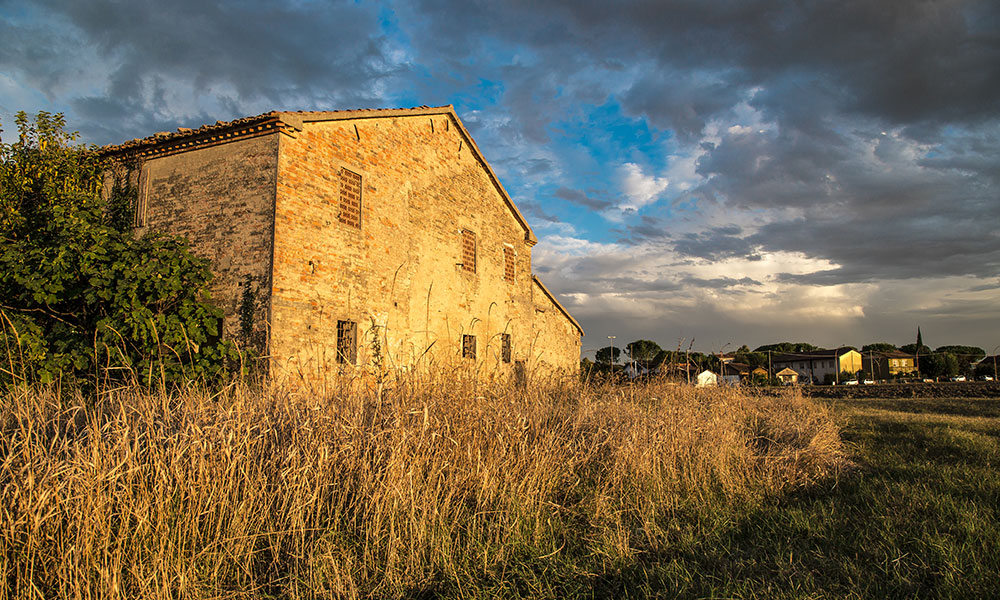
1 373 844 599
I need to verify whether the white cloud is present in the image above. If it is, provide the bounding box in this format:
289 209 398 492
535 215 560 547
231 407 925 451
619 162 669 211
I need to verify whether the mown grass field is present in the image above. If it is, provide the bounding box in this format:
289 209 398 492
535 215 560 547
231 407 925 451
627 394 1000 599
2 379 998 599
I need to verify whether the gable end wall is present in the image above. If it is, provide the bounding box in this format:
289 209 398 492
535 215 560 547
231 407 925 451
270 114 579 376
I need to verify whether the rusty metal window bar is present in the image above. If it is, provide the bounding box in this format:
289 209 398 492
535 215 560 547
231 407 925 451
462 334 476 360
503 246 515 282
461 229 476 272
134 174 149 227
337 320 357 364
338 168 362 229
500 333 512 363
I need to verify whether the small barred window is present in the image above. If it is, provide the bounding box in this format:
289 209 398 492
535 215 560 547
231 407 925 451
337 320 357 364
500 333 512 363
461 229 476 272
503 246 515 282
462 334 476 360
338 168 362 229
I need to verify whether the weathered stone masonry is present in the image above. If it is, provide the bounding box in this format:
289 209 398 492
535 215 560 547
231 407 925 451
101 106 583 377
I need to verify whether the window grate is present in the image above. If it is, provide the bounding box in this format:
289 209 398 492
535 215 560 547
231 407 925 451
461 229 476 272
503 246 515 282
462 334 476 360
337 320 357 364
134 174 149 227
339 168 362 229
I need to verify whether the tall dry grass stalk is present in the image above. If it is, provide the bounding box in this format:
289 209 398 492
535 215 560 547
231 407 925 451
1 374 844 598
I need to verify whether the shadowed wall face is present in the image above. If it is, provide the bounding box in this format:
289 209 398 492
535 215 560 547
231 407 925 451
138 134 279 351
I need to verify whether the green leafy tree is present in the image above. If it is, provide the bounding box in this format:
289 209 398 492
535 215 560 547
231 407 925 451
934 345 985 360
735 347 769 370
688 351 719 373
625 339 662 365
861 342 898 353
754 342 821 353
899 343 932 356
975 357 997 380
921 353 959 380
1 111 238 387
595 345 621 365
934 345 985 376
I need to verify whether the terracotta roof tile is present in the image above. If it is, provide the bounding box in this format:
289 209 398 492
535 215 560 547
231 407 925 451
99 105 453 155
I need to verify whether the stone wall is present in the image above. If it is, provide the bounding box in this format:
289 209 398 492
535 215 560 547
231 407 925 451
530 278 584 373
109 109 582 379
269 113 579 379
137 134 278 350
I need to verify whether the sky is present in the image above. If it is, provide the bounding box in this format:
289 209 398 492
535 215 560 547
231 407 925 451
2 0 998 356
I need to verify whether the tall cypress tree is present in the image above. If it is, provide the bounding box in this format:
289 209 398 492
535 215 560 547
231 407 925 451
915 327 923 376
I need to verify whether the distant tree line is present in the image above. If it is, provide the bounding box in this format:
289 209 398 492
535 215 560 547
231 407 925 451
585 336 992 381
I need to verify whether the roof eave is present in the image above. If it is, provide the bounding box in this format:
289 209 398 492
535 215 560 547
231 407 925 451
532 275 584 336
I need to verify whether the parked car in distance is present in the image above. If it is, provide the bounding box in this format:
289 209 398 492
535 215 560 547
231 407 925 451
841 379 859 385
950 376 967 382
982 375 995 381
863 379 875 385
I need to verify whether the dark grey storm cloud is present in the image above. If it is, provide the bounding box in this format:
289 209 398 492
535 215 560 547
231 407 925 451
679 275 762 290
3 0 997 349
687 121 1000 283
517 200 561 224
402 0 1000 133
2 0 402 142
390 0 1000 292
672 227 760 263
554 187 612 210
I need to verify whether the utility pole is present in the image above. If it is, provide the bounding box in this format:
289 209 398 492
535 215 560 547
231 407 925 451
686 338 695 384
992 344 999 381
608 335 616 376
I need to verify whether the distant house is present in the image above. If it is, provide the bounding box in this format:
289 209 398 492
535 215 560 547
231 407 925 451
775 367 799 385
862 350 917 380
624 362 650 379
772 348 863 384
720 361 763 384
696 370 719 387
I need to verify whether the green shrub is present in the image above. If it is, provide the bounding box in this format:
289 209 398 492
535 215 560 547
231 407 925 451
1 111 238 388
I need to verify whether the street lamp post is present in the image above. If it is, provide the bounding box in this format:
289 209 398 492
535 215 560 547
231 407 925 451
608 335 617 374
992 344 999 382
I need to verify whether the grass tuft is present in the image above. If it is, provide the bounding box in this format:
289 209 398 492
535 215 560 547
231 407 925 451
1 376 844 598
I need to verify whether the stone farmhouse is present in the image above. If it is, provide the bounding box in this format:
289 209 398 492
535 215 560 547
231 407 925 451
100 106 583 379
